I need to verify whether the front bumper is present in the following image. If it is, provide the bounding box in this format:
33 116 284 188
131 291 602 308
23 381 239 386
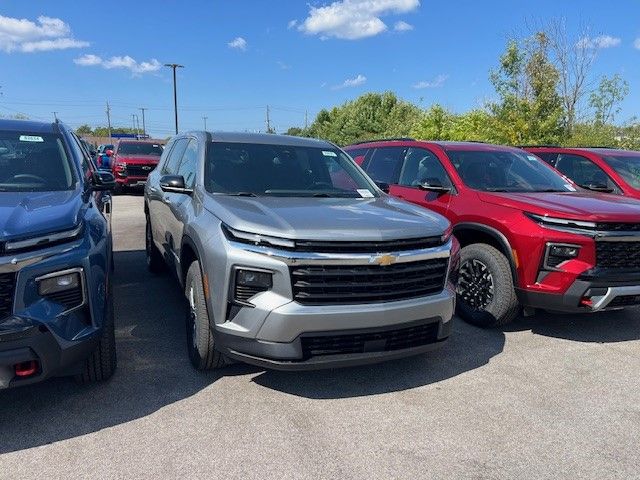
0 322 99 388
517 270 640 313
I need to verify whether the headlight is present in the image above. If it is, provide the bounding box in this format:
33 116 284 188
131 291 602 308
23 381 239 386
525 213 596 231
222 224 295 249
544 242 581 269
36 268 85 312
5 224 83 253
233 268 273 305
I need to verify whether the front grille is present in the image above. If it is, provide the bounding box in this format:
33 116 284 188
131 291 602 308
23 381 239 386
44 287 83 310
607 295 640 308
125 165 154 177
291 258 448 305
596 223 640 232
301 322 440 358
294 237 443 253
596 242 640 269
0 273 16 319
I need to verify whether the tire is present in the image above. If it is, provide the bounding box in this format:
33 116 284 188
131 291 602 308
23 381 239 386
456 243 519 328
75 286 117 383
185 261 226 370
145 216 164 274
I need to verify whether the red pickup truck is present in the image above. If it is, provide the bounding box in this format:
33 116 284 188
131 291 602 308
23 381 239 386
112 140 164 192
345 139 640 327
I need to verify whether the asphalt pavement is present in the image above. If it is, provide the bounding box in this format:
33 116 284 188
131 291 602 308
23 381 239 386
1 195 639 479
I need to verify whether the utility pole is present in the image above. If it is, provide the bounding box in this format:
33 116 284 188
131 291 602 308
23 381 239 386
304 110 308 130
106 101 112 140
266 105 271 133
52 111 58 122
139 107 147 136
132 114 138 136
203 116 208 131
164 63 184 135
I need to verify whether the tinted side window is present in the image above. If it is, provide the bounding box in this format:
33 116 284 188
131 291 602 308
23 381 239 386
176 140 198 188
162 138 188 174
69 132 93 181
364 147 404 184
535 152 559 167
555 154 614 189
399 147 452 188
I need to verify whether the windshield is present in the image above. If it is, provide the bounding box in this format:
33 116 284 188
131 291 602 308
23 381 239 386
446 149 574 193
205 142 378 197
117 142 163 156
0 131 77 192
602 155 640 189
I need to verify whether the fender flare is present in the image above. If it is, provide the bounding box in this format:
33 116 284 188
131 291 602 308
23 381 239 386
453 222 519 283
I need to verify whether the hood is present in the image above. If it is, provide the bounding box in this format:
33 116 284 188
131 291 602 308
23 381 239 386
203 195 449 241
0 190 84 241
115 155 160 165
478 191 640 221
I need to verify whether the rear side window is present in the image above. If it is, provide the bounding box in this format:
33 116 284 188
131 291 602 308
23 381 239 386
534 152 559 167
162 138 188 174
364 147 404 184
176 140 198 188
399 147 452 188
346 147 369 165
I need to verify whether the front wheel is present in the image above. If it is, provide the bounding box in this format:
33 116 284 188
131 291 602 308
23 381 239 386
456 243 519 328
185 261 226 370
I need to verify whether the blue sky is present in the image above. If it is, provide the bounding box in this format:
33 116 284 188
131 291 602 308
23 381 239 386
0 0 638 138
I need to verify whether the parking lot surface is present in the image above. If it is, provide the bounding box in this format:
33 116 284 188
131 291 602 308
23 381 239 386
1 195 639 479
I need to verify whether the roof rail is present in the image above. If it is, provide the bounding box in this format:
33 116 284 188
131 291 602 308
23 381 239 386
516 145 561 148
350 137 415 145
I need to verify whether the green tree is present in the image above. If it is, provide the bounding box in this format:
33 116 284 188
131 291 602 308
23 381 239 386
589 74 629 125
307 92 422 145
76 124 93 135
488 33 564 145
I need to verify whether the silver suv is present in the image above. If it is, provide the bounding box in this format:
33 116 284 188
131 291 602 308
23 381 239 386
144 132 458 370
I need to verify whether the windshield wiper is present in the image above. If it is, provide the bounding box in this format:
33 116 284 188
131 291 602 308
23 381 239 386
224 192 258 197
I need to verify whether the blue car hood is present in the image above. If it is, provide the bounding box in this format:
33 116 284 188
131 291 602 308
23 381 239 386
0 189 84 241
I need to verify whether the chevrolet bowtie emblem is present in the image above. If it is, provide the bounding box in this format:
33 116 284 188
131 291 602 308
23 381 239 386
371 254 398 266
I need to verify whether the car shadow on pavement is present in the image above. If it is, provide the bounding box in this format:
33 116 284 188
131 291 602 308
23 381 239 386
503 309 640 343
0 250 246 454
251 319 505 400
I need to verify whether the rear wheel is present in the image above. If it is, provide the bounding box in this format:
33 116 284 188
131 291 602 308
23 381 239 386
75 286 117 383
145 216 164 274
185 261 226 370
456 243 519 328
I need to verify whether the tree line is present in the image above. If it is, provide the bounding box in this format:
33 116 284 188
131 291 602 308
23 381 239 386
287 20 639 149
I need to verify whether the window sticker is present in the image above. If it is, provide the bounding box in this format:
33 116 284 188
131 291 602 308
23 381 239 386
357 189 374 198
322 150 337 157
565 184 577 192
526 155 539 162
19 135 44 142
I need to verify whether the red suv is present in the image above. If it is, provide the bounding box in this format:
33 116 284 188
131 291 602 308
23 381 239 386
345 140 640 327
523 146 640 199
112 140 164 192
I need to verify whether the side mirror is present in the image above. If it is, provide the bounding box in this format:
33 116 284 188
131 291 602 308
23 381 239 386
375 181 390 193
418 180 451 195
160 175 192 194
106 149 114 157
580 183 613 193
92 171 116 191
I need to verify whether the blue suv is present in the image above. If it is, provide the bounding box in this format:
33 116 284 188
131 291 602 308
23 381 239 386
0 119 117 388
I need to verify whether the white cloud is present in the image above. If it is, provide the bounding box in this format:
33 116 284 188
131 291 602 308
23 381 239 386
298 0 420 40
228 37 247 51
634 38 640 50
287 19 298 29
332 74 367 89
577 35 621 49
394 20 413 32
277 60 291 70
412 74 449 89
0 14 88 53
74 54 162 75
